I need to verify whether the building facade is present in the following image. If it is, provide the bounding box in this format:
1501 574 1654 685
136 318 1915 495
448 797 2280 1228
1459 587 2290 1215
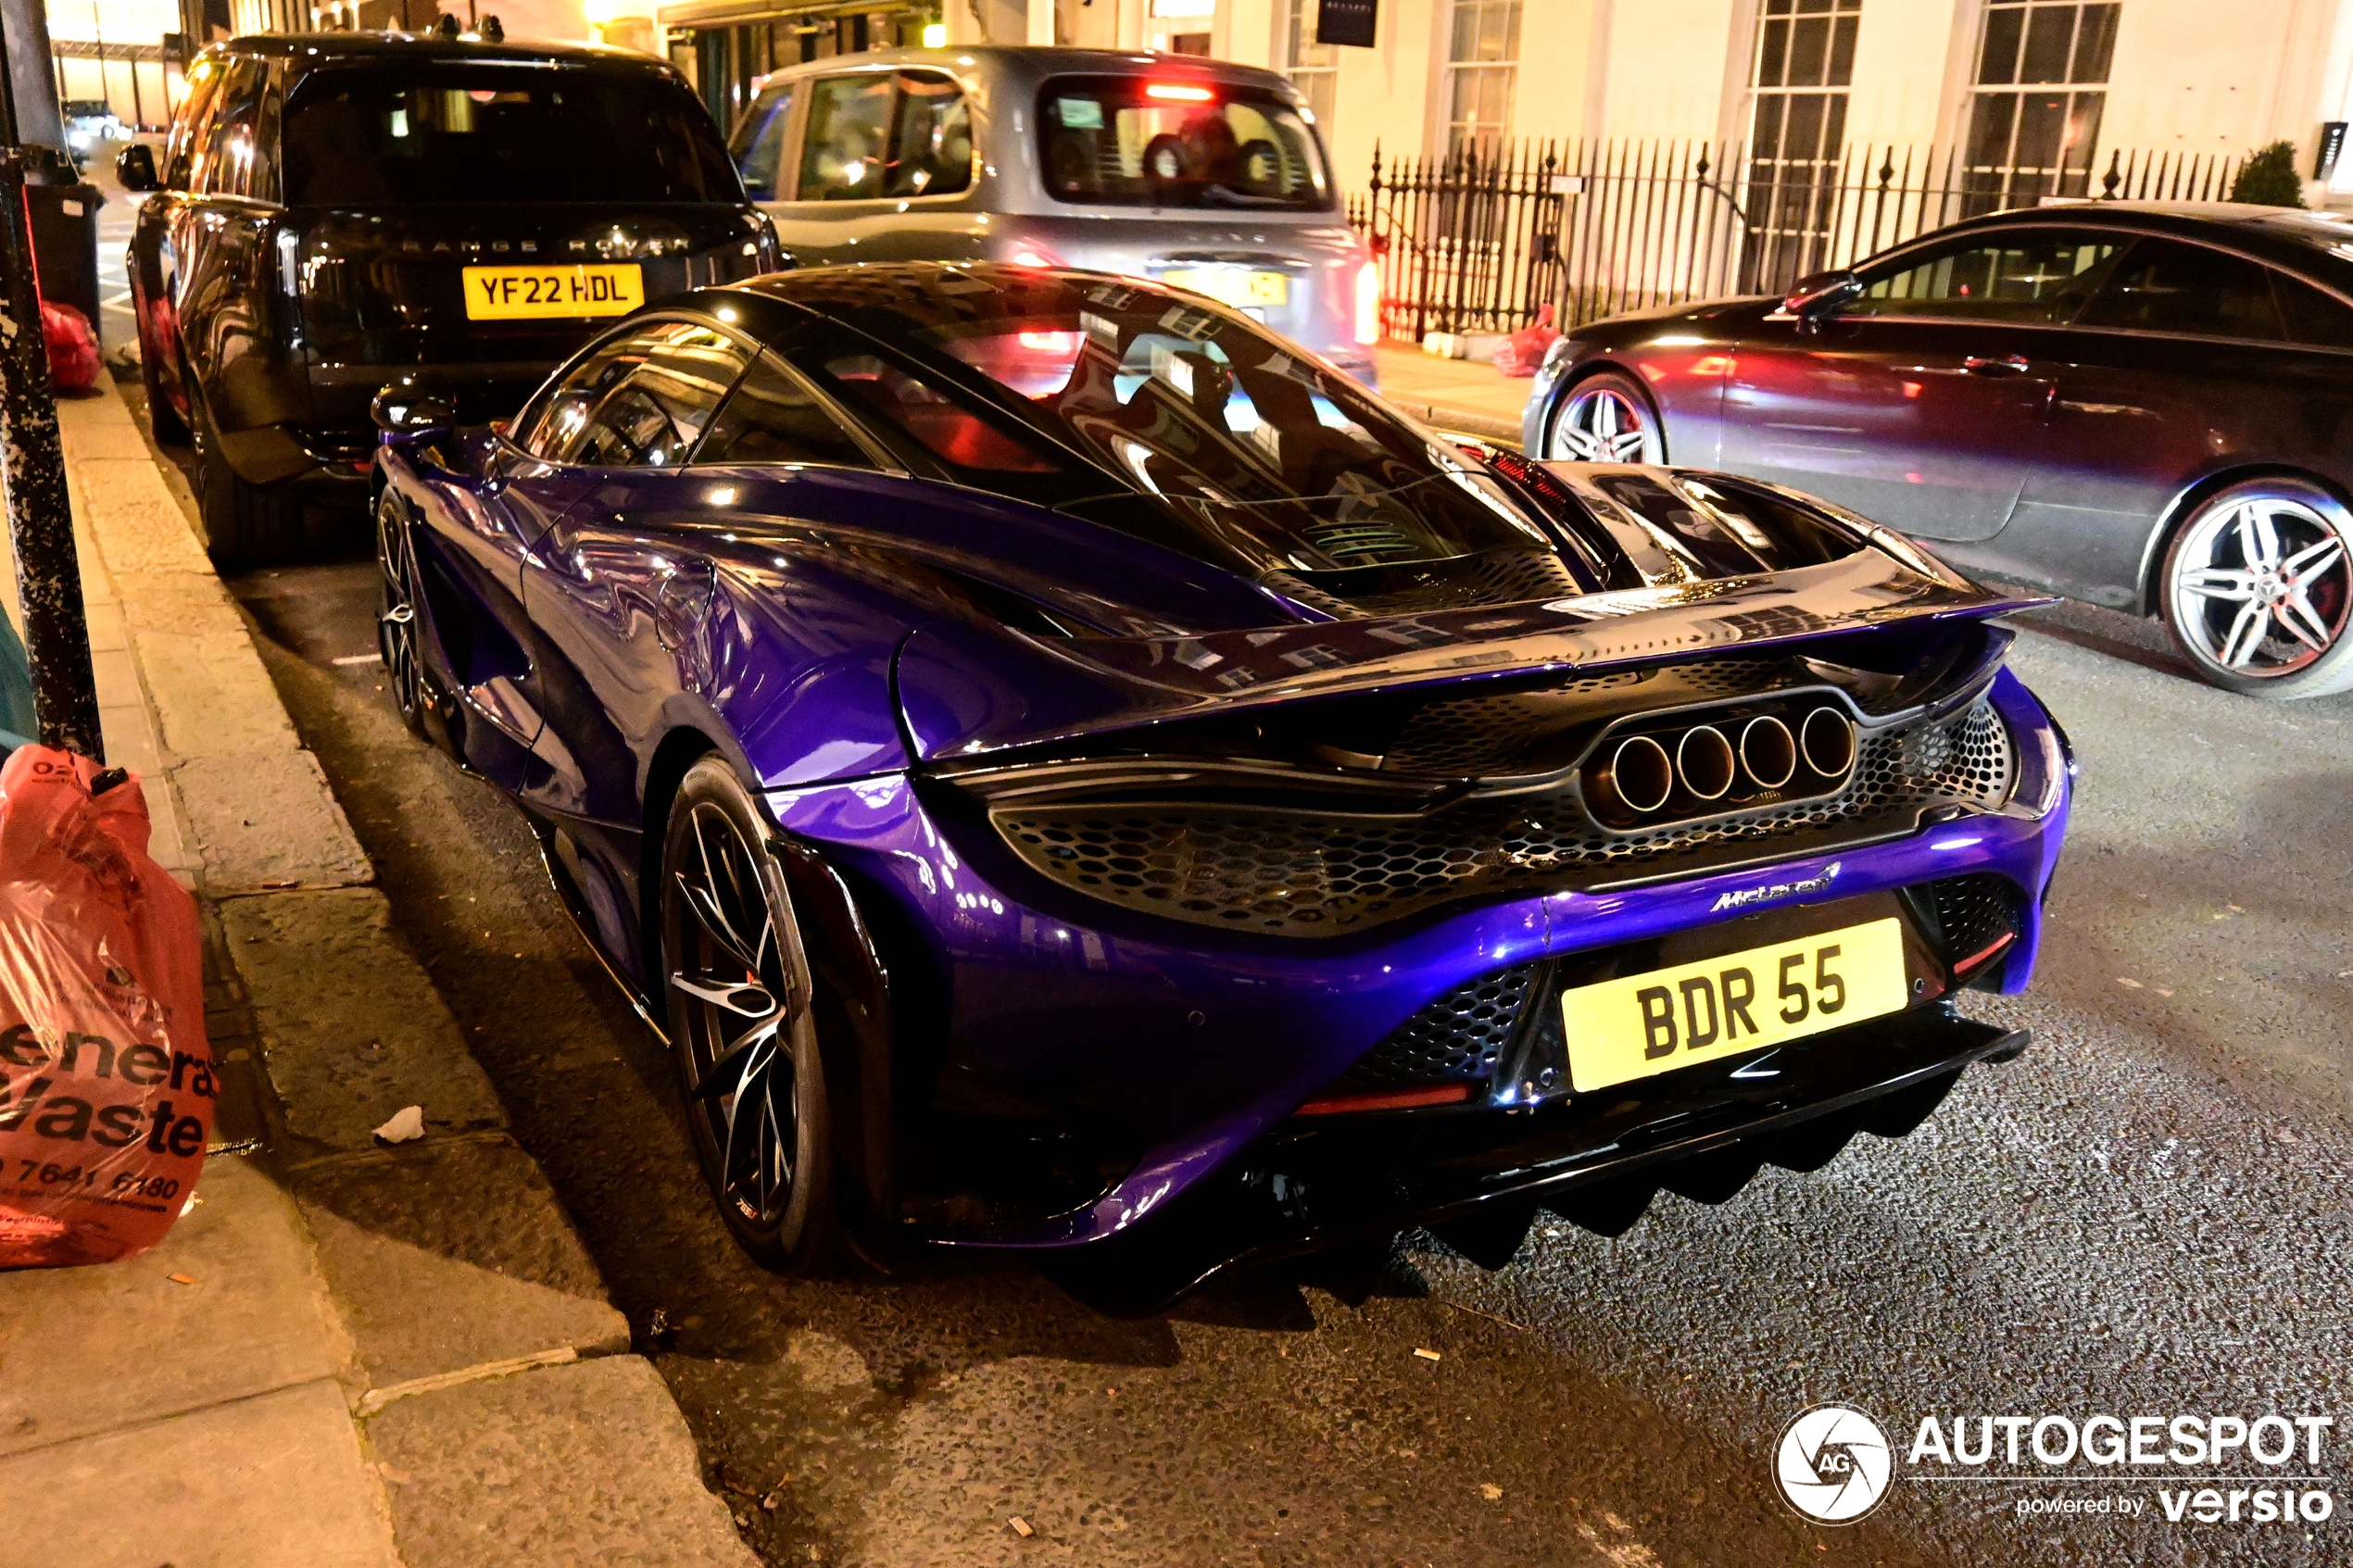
634 0 2353 207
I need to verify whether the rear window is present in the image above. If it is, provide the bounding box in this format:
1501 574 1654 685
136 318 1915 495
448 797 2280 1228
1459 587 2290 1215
1038 73 1329 211
774 271 1557 580
281 62 741 206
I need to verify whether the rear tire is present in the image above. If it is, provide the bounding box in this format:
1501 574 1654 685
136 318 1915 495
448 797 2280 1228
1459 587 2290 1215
189 375 308 569
373 493 428 737
660 757 847 1274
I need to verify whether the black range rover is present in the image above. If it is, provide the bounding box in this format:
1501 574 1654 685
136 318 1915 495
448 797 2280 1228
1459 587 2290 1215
120 30 779 564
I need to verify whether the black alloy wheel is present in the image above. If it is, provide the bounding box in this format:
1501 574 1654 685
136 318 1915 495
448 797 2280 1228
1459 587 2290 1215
373 494 427 735
660 757 841 1272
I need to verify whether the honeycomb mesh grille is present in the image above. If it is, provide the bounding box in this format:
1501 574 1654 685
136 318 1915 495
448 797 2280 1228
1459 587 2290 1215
1381 659 1800 778
1346 963 1541 1086
996 697 2015 935
1931 872 2024 964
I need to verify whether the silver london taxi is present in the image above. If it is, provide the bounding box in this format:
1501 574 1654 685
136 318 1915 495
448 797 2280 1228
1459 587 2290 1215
726 44 1379 385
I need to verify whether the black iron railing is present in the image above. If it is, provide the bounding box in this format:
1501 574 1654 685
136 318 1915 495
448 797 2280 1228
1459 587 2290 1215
1345 136 2246 338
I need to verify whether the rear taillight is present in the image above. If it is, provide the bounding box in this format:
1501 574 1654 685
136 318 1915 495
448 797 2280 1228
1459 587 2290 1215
1353 258 1380 345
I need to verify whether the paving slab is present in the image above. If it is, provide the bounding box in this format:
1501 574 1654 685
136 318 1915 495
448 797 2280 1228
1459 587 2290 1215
52 391 160 462
220 887 508 1152
178 751 373 892
368 1354 761 1568
128 620 309 759
0 1377 402 1568
294 1136 630 1388
0 1155 352 1458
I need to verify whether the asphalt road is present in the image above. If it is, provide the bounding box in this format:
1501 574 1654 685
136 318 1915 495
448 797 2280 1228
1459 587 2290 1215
182 471 2349 1566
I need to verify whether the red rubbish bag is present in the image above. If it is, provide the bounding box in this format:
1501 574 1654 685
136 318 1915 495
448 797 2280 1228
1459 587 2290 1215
1492 304 1561 378
41 302 99 396
0 746 211 1267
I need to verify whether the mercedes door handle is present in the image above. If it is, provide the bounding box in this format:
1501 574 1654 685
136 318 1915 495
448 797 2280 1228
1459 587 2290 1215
1963 355 2033 376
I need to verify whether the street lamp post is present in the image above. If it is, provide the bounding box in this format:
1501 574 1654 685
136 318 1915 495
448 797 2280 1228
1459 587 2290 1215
0 7 102 759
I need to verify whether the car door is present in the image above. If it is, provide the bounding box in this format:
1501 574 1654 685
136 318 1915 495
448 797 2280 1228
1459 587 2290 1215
515 321 756 835
1983 236 2345 606
764 68 980 266
1718 226 2127 541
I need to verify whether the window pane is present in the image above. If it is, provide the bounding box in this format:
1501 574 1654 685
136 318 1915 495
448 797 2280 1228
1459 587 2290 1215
1039 75 1332 209
814 352 1064 474
1966 92 2019 167
282 62 736 206
2274 271 2353 350
1750 93 1786 158
2020 6 2074 84
530 329 666 463
2061 93 2104 176
1757 17 1789 87
2077 240 2287 341
568 326 749 470
1788 15 1828 86
887 72 972 198
799 73 896 201
1784 93 1827 161
695 354 877 469
1829 15 1858 85
1978 6 2023 84
2072 3 2120 82
2014 92 2069 171
1851 232 2123 320
728 82 793 200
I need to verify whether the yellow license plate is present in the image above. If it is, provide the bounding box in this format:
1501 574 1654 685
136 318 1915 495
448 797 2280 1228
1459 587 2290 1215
461 263 644 320
1563 917 1908 1093
1160 267 1290 307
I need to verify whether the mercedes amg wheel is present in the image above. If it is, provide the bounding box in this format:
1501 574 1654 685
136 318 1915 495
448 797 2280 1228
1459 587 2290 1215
2159 477 2353 699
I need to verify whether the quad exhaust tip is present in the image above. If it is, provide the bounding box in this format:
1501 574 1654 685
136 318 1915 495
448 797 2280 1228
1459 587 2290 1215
1589 705 1857 823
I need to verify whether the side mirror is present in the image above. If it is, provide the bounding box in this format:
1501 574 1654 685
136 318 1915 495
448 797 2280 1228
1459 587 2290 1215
371 380 457 437
1782 269 1862 322
115 143 157 193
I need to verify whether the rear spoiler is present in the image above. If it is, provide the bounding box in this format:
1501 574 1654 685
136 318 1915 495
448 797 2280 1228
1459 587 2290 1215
897 546 2047 763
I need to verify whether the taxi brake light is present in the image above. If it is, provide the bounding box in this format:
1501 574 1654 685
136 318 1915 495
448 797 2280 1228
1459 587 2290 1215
1146 82 1215 102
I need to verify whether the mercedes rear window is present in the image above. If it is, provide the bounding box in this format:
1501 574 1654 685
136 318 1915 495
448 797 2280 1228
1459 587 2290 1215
282 63 741 205
1037 73 1330 210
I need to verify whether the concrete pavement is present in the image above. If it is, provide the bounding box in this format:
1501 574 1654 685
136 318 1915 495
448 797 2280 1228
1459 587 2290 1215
1371 339 1537 444
0 379 761 1568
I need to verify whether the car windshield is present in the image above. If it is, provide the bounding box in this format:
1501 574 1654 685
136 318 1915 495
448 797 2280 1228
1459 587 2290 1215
1037 73 1329 210
779 270 1554 578
281 62 740 205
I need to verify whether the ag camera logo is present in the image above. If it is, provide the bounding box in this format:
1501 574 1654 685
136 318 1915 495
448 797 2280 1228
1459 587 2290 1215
1776 1402 1894 1524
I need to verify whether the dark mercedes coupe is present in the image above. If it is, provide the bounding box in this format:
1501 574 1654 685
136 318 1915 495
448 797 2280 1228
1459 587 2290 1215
120 29 778 566
372 261 2072 1307
1525 203 2353 699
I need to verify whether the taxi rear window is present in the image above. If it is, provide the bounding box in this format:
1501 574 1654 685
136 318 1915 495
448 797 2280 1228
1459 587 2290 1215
1037 74 1330 211
282 63 741 205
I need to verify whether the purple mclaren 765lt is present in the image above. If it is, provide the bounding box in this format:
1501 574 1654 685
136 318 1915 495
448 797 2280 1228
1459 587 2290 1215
369 261 2072 1310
